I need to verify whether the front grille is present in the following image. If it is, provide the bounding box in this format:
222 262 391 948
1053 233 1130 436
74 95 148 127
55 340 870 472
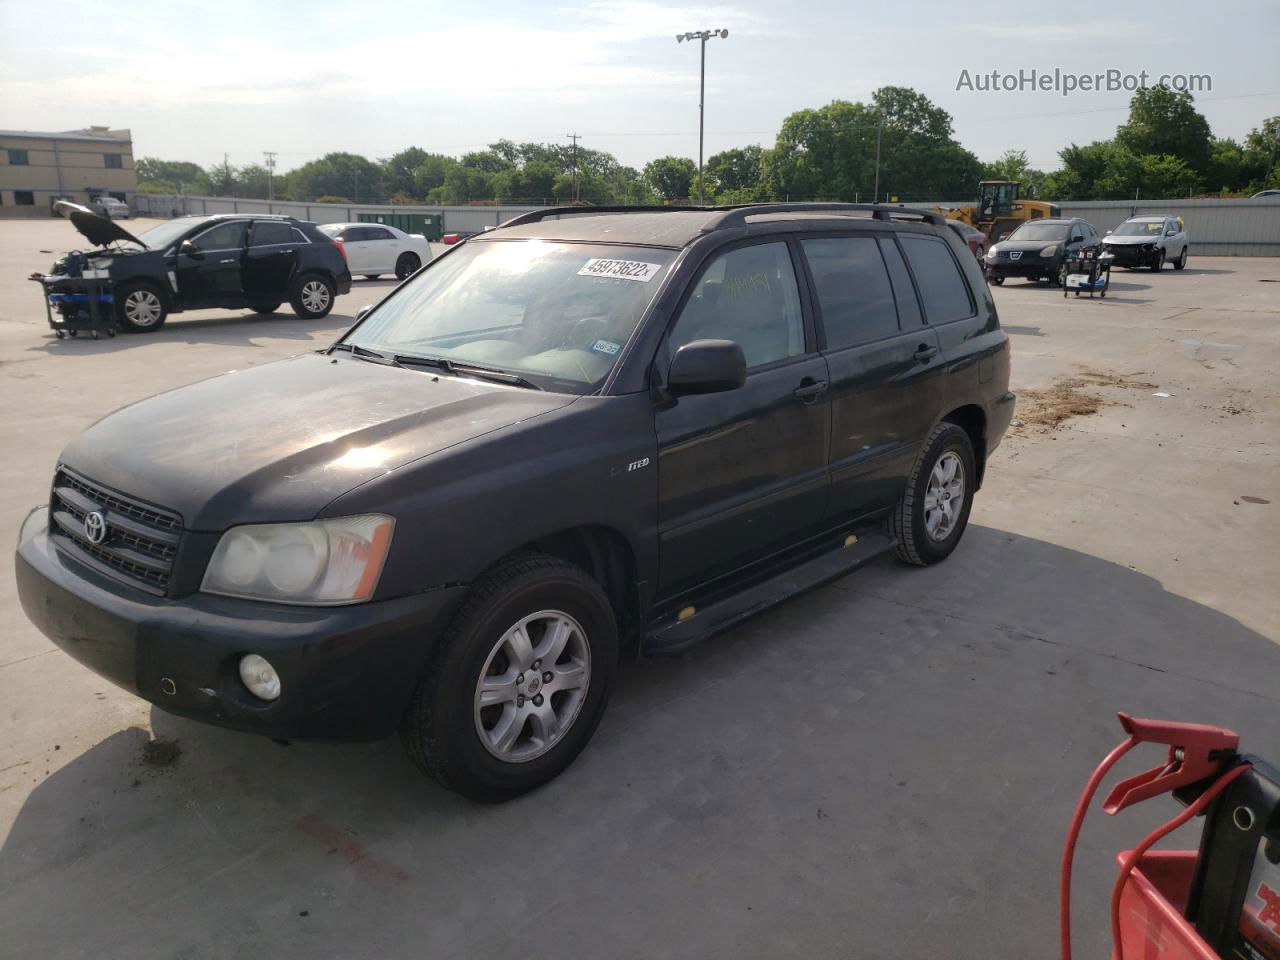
49 468 183 594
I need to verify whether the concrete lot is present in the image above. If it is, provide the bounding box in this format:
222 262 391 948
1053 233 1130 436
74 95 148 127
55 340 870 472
1 217 1277 959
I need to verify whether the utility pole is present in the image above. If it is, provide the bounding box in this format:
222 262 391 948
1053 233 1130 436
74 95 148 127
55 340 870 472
263 151 277 201
222 152 233 196
676 28 728 206
567 133 581 203
873 110 883 204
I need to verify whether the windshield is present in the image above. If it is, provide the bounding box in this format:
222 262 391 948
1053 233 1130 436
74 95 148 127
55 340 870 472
1113 220 1165 236
344 240 676 393
133 219 206 251
1007 222 1069 242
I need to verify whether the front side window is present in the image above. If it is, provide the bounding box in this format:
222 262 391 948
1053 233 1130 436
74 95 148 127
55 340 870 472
346 240 676 393
250 221 293 246
899 235 973 325
801 237 899 349
192 220 247 251
8 149 29 165
669 241 804 369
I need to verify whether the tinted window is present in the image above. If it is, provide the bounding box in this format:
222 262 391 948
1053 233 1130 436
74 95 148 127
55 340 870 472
365 227 394 241
292 227 310 243
670 241 804 369
344 227 372 242
878 239 922 327
801 237 899 348
251 221 294 246
900 235 973 324
192 221 246 250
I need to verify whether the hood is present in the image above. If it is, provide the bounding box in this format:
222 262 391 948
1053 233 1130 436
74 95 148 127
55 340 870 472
54 200 144 248
995 237 1067 252
59 352 576 530
1103 235 1159 246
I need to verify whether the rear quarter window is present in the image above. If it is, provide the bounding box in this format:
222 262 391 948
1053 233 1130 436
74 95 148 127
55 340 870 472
899 235 974 325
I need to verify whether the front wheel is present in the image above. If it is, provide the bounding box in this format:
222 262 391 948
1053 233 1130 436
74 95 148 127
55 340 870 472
115 282 168 333
289 274 335 319
1174 247 1188 270
401 554 618 801
893 422 976 566
1052 263 1067 287
1151 251 1165 272
395 252 421 280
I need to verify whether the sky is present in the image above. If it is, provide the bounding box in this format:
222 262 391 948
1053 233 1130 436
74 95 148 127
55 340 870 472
1 0 1278 177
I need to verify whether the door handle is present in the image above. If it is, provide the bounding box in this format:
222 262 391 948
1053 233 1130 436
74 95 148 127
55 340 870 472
218 258 236 264
793 379 828 403
913 344 939 363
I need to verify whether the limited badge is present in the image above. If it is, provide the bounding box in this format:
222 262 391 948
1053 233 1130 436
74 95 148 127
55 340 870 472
577 258 661 282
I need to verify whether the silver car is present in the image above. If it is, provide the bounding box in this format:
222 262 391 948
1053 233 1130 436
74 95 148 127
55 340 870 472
1101 215 1188 271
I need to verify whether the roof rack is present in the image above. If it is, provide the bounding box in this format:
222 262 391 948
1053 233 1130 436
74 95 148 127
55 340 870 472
701 202 944 232
497 205 706 229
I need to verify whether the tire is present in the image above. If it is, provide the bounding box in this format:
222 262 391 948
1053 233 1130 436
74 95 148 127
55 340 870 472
1051 262 1067 287
1151 251 1165 272
395 252 421 280
1174 247 1188 270
892 422 977 567
400 553 618 802
289 273 336 319
363 275 381 280
249 302 281 314
115 281 168 333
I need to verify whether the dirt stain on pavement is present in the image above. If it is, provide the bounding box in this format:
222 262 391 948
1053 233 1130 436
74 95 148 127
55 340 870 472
140 738 182 769
1015 368 1159 431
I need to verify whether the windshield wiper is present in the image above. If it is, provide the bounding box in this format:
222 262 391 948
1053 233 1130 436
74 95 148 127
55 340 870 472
392 354 543 391
329 342 404 367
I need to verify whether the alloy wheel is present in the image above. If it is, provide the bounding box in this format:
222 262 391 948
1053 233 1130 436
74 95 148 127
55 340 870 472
924 452 965 542
300 281 330 313
473 610 591 763
124 290 162 327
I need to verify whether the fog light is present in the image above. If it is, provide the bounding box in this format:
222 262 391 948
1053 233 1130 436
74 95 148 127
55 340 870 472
239 654 281 701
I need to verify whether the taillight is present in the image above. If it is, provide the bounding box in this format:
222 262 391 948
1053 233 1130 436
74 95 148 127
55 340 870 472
332 239 347 263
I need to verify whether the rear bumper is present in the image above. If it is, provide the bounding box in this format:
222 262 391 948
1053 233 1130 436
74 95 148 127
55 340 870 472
16 507 464 741
987 391 1016 455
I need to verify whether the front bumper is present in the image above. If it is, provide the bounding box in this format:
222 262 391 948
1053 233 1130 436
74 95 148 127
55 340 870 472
1102 245 1158 266
985 257 1058 279
16 508 465 741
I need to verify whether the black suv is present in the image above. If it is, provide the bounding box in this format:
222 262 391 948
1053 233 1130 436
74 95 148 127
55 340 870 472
16 203 1014 800
37 202 352 333
983 217 1102 286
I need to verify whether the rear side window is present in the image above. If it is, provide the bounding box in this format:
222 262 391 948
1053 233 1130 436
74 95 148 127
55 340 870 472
251 221 294 246
878 239 922 327
801 237 899 348
192 220 246 250
899 236 973 324
365 227 394 241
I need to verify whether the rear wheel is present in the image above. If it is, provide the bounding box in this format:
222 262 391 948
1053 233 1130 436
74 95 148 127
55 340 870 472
893 422 976 566
289 274 335 319
395 252 421 280
115 282 168 333
400 553 617 801
1174 247 1188 270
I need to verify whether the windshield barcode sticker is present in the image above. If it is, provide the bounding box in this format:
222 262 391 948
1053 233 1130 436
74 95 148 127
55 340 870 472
578 258 661 282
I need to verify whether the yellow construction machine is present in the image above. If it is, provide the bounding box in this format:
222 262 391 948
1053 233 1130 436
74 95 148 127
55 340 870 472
936 181 1060 242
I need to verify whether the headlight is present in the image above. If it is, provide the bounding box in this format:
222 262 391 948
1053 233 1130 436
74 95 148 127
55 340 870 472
986 244 1000 258
202 515 394 605
1040 245 1058 258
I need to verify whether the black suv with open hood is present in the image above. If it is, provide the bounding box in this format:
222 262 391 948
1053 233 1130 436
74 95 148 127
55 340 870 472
35 201 352 333
16 203 1014 800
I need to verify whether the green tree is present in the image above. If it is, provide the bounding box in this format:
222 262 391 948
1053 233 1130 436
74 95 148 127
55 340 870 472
205 159 237 196
286 153 384 202
1115 85 1213 179
643 156 697 201
706 145 766 199
235 163 272 199
412 154 458 196
381 147 431 197
493 161 559 202
431 165 496 203
983 149 1047 198
460 150 512 174
135 157 208 193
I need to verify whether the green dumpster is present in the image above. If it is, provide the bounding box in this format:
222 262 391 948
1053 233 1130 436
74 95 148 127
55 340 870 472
358 212 443 241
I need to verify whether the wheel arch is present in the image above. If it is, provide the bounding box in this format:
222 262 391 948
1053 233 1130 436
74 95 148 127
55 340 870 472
940 404 987 489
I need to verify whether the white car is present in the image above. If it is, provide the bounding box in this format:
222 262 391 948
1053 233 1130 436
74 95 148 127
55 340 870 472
317 222 430 280
88 196 129 219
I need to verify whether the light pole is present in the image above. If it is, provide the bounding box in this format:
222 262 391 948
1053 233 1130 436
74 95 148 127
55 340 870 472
873 109 883 204
676 28 728 206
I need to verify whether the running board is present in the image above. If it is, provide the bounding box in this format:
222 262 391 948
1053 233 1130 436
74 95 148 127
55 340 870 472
642 532 896 656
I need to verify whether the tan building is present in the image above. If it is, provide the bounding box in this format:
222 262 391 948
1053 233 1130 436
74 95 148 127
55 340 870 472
0 127 136 219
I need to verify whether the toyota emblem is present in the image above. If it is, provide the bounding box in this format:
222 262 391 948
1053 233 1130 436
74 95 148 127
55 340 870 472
83 511 108 545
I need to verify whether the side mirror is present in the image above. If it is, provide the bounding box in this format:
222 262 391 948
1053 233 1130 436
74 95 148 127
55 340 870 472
667 339 746 397
355 305 373 322
179 239 201 257
998 232 1010 241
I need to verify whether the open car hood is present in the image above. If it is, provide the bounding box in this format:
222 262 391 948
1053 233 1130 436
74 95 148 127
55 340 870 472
54 200 144 249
